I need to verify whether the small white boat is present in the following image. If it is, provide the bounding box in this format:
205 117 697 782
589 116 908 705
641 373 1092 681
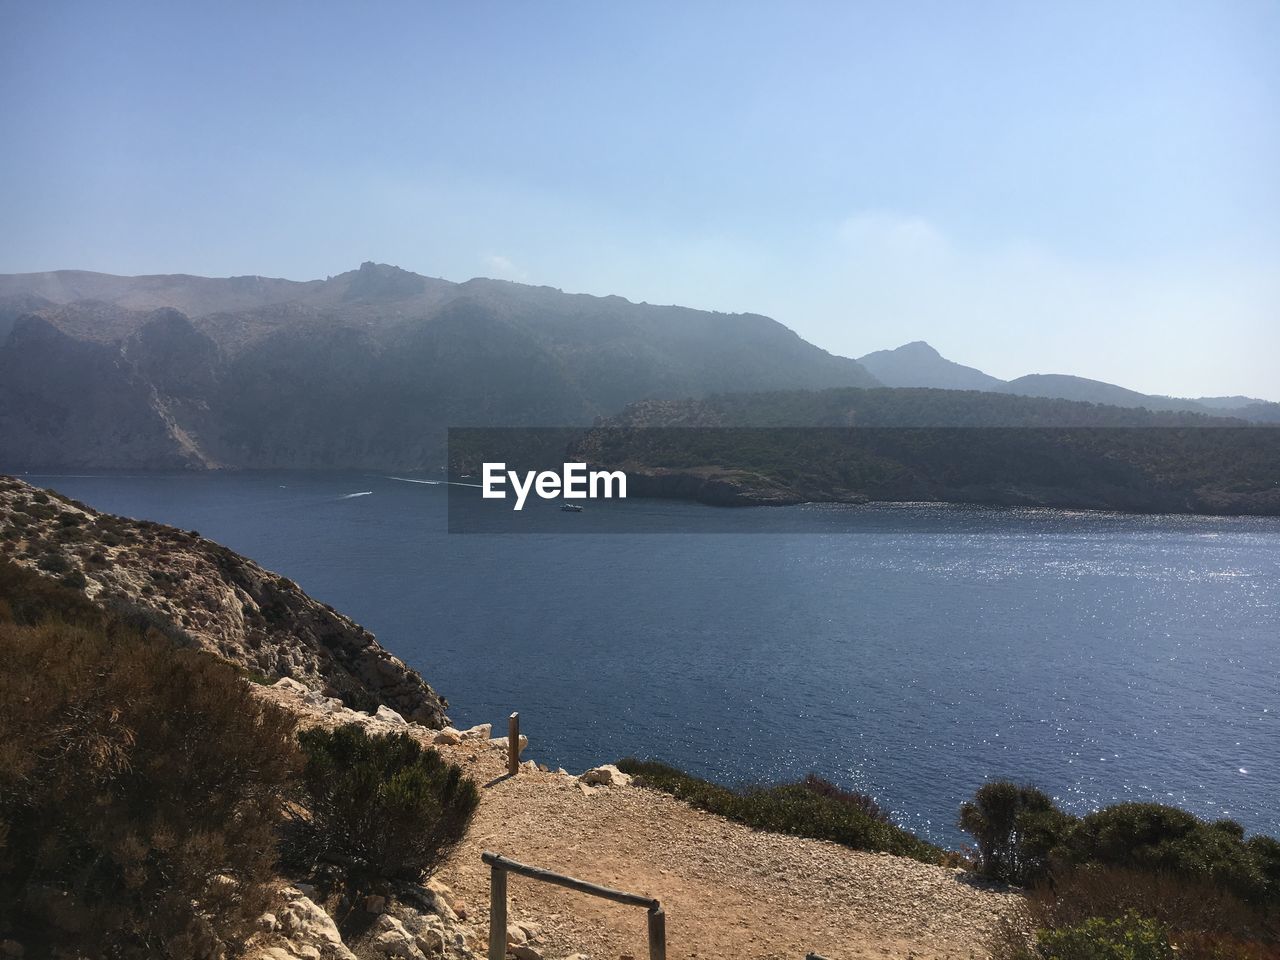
561 502 583 513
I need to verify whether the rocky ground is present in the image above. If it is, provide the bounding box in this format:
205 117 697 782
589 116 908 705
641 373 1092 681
0 476 449 724
257 682 1021 960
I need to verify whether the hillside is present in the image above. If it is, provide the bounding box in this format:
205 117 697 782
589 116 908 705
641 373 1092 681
578 389 1280 514
0 475 449 725
857 341 1006 391
0 264 879 471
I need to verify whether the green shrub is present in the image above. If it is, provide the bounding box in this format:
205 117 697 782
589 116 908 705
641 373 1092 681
1035 913 1174 960
1067 804 1277 906
616 759 940 862
1023 865 1277 948
959 780 1073 883
0 560 298 958
287 725 479 886
960 783 1279 906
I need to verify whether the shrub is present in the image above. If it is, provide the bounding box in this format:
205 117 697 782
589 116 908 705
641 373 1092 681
616 759 941 862
287 725 479 886
1067 804 1277 906
798 773 890 823
959 780 1074 884
1024 865 1277 947
1034 913 1175 960
0 560 299 958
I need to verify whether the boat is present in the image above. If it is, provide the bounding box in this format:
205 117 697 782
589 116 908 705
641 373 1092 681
560 502 583 512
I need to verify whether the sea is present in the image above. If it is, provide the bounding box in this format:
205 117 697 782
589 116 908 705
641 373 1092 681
23 470 1280 848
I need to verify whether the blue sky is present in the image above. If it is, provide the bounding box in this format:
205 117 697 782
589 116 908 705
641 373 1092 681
2 0 1276 398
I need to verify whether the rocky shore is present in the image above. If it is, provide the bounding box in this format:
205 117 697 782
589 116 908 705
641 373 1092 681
0 476 449 725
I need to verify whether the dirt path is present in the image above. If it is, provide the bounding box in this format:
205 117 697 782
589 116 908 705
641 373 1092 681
436 748 1017 960
255 684 1018 959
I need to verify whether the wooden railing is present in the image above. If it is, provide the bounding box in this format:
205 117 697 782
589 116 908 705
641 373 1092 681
482 851 665 960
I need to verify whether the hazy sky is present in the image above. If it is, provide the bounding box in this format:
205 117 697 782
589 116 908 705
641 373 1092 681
2 1 1276 398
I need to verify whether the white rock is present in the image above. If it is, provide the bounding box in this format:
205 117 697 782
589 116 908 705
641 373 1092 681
433 727 463 745
579 764 632 788
487 734 530 754
375 704 407 725
275 895 356 960
510 946 543 960
273 677 309 695
515 920 542 941
506 924 528 946
458 723 492 740
372 914 426 960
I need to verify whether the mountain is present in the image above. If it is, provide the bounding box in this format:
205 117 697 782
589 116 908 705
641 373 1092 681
0 263 880 470
858 340 1279 424
857 341 1006 391
998 373 1205 413
0 475 449 724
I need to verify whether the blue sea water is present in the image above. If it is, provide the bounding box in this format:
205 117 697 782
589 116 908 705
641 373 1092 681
24 471 1280 848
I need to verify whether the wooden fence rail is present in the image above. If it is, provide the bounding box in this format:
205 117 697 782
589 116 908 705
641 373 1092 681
482 851 665 960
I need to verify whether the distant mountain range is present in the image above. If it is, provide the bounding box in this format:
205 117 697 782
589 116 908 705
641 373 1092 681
0 263 876 470
0 263 1274 472
857 341 1280 423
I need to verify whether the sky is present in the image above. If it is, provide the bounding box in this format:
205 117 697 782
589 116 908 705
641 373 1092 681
1 1 1276 399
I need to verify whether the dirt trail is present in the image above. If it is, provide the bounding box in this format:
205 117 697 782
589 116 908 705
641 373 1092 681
436 748 1017 960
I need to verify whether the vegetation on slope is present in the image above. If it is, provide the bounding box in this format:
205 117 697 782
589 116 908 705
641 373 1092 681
616 759 942 863
959 780 1280 958
576 389 1280 514
0 558 477 957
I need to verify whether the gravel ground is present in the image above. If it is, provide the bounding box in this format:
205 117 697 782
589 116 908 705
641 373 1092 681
436 746 1019 960
258 685 1021 959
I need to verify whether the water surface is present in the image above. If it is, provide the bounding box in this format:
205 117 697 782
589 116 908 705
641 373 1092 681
27 471 1280 847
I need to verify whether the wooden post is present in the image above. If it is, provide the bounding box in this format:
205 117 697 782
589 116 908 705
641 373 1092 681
647 905 666 960
507 711 520 776
487 862 507 960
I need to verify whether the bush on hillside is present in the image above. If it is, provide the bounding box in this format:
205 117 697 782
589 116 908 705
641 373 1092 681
959 780 1071 884
1032 913 1175 960
286 725 479 886
616 759 940 863
960 781 1280 908
0 560 299 959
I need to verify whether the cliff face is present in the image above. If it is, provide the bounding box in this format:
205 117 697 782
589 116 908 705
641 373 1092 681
0 476 449 726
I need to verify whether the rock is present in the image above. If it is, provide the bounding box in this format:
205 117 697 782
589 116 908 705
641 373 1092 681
375 704 407 725
515 920 543 941
0 942 23 959
487 734 529 754
372 914 426 959
520 759 539 774
273 677 310 695
276 894 356 960
258 912 279 932
365 894 387 913
510 946 543 960
458 722 491 740
579 764 632 788
414 926 445 955
433 726 463 745
506 924 528 946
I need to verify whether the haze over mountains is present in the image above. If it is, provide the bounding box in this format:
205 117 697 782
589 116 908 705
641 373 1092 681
0 263 1275 471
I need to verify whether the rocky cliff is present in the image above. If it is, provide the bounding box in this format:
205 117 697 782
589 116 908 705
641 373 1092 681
0 476 449 726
